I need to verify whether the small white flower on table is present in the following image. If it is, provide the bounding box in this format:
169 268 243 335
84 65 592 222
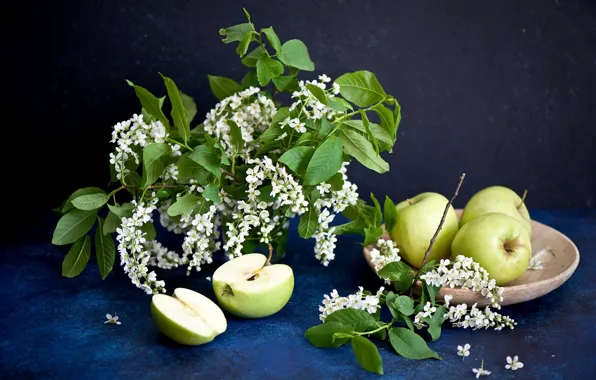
104 313 121 325
206 276 212 282
472 360 491 378
528 256 543 270
457 343 471 359
505 355 524 370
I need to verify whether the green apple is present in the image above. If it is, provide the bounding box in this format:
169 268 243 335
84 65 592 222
390 192 459 268
451 212 532 285
459 186 531 235
213 253 294 318
151 288 227 345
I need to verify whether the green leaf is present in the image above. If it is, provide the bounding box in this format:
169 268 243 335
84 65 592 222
62 235 91 278
241 70 259 89
140 222 156 241
306 83 327 105
304 136 343 185
297 131 319 146
341 120 393 146
272 75 297 92
377 261 411 282
126 81 171 130
335 71 386 107
328 97 353 112
177 154 207 183
327 173 344 191
393 100 402 135
168 193 200 217
298 205 318 238
403 315 416 332
325 308 377 332
279 39 315 71
388 328 442 360
391 295 416 316
141 143 171 187
228 120 244 154
374 103 396 140
278 146 315 175
363 226 383 246
423 305 446 341
241 46 267 67
319 119 334 138
189 145 221 177
261 27 282 53
180 91 197 124
351 336 383 375
161 74 190 142
334 219 367 236
340 129 389 173
71 192 108 211
203 184 222 204
62 187 105 214
384 196 397 233
207 75 243 101
107 203 134 218
359 110 379 154
257 185 275 203
236 32 253 57
95 217 115 280
103 211 120 235
384 292 401 319
370 193 382 226
52 209 97 245
219 23 253 43
256 56 284 86
424 282 440 306
305 322 354 348
333 332 355 342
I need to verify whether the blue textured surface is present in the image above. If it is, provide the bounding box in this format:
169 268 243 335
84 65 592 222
1 210 595 379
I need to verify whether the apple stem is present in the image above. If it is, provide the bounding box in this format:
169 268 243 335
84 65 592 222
421 173 466 269
518 189 528 208
407 199 413 205
266 243 273 266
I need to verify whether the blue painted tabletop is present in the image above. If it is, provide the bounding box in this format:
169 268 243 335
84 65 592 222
1 210 595 379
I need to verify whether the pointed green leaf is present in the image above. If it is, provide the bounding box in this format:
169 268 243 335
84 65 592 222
304 136 343 185
261 27 282 53
339 129 389 173
340 120 392 146
388 328 442 360
393 100 402 135
71 192 108 211
325 308 378 332
279 39 314 71
228 120 244 153
384 196 397 232
168 193 201 217
189 145 221 177
298 205 318 238
95 217 115 280
219 23 253 43
126 82 171 130
62 235 91 278
241 70 259 88
423 305 446 341
278 146 315 175
62 187 105 214
180 91 197 124
52 209 97 245
241 46 267 67
327 173 344 191
236 32 253 57
140 222 156 241
203 184 222 204
141 143 171 187
103 211 120 235
306 83 327 105
161 74 190 142
335 71 386 107
208 75 243 101
256 56 284 86
351 336 383 375
272 75 298 92
363 226 383 246
305 322 354 348
107 203 134 218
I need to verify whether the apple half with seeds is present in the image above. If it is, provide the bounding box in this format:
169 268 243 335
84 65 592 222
213 253 294 318
151 287 227 345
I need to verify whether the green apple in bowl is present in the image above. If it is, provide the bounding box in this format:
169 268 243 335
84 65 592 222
213 253 294 318
151 287 227 345
451 212 532 285
459 186 531 235
390 192 459 268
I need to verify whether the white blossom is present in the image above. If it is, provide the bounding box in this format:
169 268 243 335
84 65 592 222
472 361 491 378
444 303 516 330
457 343 471 359
528 256 543 270
289 77 341 122
104 313 121 325
369 238 402 283
318 287 384 322
505 356 524 371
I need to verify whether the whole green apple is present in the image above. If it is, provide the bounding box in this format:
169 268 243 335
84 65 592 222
213 253 294 318
390 192 459 268
451 212 532 285
151 288 227 345
459 186 531 235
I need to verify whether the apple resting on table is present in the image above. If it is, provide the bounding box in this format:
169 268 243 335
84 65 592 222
459 185 532 235
390 192 459 268
451 212 532 285
213 253 294 318
151 288 227 345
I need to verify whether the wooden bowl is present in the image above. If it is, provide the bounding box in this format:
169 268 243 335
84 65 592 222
363 210 580 306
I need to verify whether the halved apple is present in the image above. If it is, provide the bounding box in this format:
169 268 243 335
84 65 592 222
151 288 227 345
213 253 294 318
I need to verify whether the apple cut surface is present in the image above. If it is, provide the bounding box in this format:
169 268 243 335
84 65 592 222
213 253 294 318
151 288 227 345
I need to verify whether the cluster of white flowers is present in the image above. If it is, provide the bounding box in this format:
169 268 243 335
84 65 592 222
311 163 359 266
158 200 186 234
527 256 543 270
115 194 166 295
146 240 187 270
318 286 385 322
444 301 516 330
223 156 306 258
289 74 341 121
108 114 177 180
180 205 221 273
369 239 402 283
204 86 277 159
420 255 505 309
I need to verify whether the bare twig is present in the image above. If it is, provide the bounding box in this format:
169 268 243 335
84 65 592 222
221 168 240 183
419 173 466 269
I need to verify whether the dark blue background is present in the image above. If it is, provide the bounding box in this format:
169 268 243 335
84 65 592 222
1 211 595 379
